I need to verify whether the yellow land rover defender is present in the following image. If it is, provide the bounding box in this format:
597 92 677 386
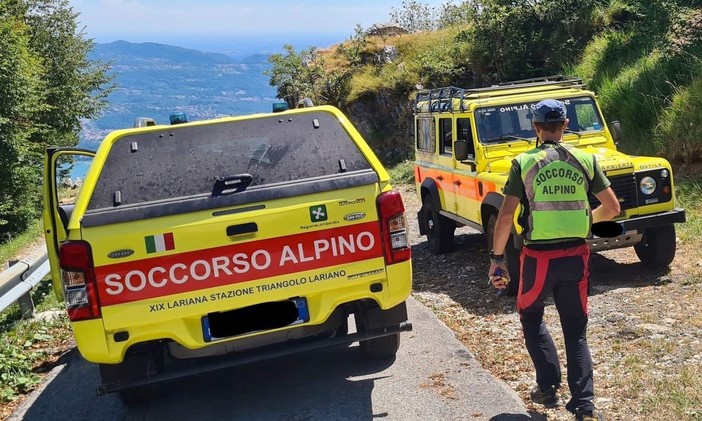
413 76 685 295
43 105 412 402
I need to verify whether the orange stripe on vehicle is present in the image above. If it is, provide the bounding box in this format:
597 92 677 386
416 167 500 200
95 221 383 306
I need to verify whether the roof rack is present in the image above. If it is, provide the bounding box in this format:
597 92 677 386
414 86 468 113
414 75 587 114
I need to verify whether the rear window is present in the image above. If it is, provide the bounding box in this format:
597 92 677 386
87 111 372 210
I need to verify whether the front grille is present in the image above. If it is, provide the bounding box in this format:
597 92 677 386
589 174 637 210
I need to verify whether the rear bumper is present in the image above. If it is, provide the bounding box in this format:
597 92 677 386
97 308 412 395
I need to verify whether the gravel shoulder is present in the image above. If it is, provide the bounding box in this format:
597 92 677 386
399 184 702 421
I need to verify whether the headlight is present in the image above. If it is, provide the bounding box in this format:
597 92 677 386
640 176 657 195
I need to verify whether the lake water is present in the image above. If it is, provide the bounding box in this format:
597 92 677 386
73 41 285 178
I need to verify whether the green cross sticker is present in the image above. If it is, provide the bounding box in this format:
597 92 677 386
309 204 328 222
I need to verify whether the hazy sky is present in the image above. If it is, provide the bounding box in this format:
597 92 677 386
69 0 447 45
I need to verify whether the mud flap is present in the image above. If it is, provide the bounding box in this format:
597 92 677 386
357 301 408 331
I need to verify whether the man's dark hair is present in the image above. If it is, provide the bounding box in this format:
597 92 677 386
534 121 566 132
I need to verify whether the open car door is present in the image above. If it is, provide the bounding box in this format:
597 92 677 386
43 148 95 300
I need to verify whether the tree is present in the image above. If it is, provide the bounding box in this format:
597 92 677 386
389 0 437 32
267 44 320 108
0 8 43 235
437 1 477 28
0 0 112 238
24 0 113 150
464 0 603 84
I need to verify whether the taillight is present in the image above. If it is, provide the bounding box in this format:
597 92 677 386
59 241 101 321
377 190 411 264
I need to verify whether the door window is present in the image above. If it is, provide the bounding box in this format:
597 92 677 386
439 118 452 155
55 155 93 207
416 118 436 153
457 118 475 158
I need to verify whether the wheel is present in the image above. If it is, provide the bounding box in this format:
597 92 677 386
486 213 521 296
420 197 455 254
355 302 404 360
99 344 164 405
360 333 400 359
634 225 676 268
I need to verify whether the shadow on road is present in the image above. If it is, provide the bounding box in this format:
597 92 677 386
125 345 394 420
18 345 395 421
589 252 672 292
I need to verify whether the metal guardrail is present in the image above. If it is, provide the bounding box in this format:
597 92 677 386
0 246 51 318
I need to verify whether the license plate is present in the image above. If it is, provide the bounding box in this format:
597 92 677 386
202 297 309 342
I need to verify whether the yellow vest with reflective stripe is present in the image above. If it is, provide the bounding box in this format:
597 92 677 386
516 142 595 241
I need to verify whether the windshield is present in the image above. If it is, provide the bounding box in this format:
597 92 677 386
475 97 604 144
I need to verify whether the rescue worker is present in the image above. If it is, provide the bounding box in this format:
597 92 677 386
488 99 620 421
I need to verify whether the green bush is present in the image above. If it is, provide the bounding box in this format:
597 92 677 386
573 4 702 160
655 75 702 162
389 159 416 185
571 30 642 89
0 278 70 403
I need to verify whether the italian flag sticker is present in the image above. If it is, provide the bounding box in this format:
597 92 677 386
145 233 175 254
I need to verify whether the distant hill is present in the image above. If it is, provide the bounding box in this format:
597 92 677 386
240 54 271 65
91 40 237 64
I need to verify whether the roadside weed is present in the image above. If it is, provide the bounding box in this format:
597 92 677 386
0 280 70 403
389 159 415 185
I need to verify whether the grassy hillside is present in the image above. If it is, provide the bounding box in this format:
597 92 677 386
275 1 702 165
572 4 702 161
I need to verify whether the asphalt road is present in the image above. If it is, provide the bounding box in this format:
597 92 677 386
10 298 531 421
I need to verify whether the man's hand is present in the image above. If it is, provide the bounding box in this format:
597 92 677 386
488 261 510 289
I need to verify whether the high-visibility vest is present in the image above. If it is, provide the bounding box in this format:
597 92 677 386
515 142 595 241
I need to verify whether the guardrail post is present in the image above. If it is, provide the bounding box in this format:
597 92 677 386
7 260 36 319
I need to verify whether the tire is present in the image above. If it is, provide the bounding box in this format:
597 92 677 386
634 224 676 268
360 333 400 359
420 197 455 254
486 214 520 296
99 345 164 405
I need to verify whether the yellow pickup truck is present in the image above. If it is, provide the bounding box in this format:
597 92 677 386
43 105 412 402
413 76 685 295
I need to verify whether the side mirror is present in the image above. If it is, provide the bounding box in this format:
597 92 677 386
454 139 469 161
610 120 622 143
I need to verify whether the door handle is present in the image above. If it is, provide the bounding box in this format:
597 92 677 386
226 222 258 236
436 175 444 181
454 180 462 186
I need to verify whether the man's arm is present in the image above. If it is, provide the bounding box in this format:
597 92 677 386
590 156 620 222
491 194 521 255
592 187 620 223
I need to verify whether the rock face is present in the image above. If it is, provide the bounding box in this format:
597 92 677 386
380 46 400 64
338 24 415 165
367 23 409 38
343 90 414 165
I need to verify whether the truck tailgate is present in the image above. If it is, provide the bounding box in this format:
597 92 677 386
83 184 387 331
